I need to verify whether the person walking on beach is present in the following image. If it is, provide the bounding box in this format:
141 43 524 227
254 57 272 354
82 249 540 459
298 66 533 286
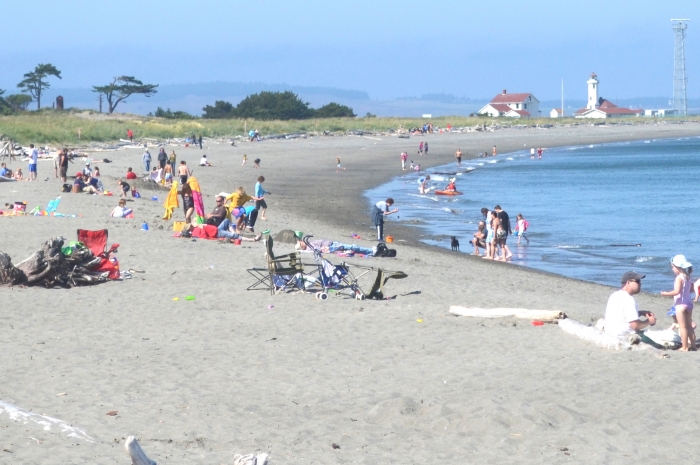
169 151 177 173
178 161 191 184
660 255 696 351
28 144 38 181
401 152 408 170
455 148 462 166
336 156 345 172
254 175 270 222
419 141 424 156
602 271 656 337
514 213 530 244
157 148 168 170
242 154 247 166
371 198 398 242
424 141 429 156
127 129 133 143
59 149 69 182
142 149 151 173
198 134 203 150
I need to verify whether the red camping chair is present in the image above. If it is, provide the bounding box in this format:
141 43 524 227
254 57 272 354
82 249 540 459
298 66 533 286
77 229 120 278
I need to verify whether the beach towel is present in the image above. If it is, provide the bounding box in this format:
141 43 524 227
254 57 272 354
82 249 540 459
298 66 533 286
187 176 205 225
162 180 179 220
190 224 219 239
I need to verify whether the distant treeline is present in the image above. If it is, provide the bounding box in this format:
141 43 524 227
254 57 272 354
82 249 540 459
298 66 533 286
202 91 356 120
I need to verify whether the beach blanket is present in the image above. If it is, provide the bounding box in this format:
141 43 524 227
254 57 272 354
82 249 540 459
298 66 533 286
162 181 179 220
187 176 205 225
190 225 219 239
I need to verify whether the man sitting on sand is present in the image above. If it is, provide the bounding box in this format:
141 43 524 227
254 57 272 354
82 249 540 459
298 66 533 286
602 271 656 338
0 163 12 178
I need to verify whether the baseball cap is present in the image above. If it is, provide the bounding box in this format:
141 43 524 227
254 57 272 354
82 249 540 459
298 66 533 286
671 254 692 269
621 271 645 284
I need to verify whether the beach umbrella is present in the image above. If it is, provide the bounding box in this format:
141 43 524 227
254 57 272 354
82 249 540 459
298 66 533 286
187 176 206 225
162 181 179 220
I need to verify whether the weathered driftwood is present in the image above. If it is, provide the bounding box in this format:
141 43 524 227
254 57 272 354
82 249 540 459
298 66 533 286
124 435 269 465
0 252 25 285
125 436 156 465
449 306 566 322
1 237 109 288
233 452 269 465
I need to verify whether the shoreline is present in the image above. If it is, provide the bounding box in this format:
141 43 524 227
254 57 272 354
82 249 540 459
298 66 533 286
3 122 700 463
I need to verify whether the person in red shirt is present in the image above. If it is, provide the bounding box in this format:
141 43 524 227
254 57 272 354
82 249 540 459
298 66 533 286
125 167 137 180
127 129 133 142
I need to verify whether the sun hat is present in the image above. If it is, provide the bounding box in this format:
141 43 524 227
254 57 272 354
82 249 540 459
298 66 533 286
671 254 692 269
621 271 645 284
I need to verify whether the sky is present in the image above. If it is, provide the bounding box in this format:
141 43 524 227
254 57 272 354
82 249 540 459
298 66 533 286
1 0 698 103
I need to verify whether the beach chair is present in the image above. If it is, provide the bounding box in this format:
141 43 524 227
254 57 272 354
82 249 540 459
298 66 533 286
264 236 305 295
46 196 61 214
77 229 119 259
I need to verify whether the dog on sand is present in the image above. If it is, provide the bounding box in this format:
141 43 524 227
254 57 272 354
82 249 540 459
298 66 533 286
451 236 459 251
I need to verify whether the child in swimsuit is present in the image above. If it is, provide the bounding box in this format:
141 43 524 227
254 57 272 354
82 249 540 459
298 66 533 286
661 255 696 351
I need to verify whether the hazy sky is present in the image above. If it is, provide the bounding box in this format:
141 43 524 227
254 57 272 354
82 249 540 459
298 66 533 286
1 0 698 101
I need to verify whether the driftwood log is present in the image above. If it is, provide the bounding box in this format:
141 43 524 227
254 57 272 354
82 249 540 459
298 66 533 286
449 306 566 322
0 237 109 288
124 435 269 465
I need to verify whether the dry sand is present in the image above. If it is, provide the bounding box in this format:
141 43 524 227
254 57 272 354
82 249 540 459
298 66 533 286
2 122 700 464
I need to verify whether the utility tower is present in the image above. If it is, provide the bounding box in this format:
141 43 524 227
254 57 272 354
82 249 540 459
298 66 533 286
672 19 689 115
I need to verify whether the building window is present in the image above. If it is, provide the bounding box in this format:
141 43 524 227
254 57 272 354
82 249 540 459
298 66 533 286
516 103 520 109
524 103 528 109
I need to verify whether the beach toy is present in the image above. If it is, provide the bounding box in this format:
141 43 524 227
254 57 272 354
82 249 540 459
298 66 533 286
151 196 158 201
141 222 149 231
531 320 544 326
262 229 270 235
172 297 179 301
185 295 195 301
268 305 274 309
294 231 303 239
233 238 242 245
416 319 423 323
386 236 394 243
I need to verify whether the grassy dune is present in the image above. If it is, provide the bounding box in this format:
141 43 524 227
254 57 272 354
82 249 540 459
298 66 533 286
0 110 695 145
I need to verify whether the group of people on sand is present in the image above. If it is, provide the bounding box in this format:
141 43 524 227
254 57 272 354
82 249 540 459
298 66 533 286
602 256 699 351
469 206 528 260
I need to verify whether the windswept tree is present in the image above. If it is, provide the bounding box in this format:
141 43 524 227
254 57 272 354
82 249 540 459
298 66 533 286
17 63 62 110
6 94 32 111
92 76 158 114
201 100 235 119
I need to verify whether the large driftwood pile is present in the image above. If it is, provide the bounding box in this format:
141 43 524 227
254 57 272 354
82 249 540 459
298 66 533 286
0 237 110 287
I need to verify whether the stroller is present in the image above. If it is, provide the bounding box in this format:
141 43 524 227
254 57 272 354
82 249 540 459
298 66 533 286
302 235 407 300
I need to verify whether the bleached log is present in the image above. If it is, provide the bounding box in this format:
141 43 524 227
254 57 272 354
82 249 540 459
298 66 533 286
233 453 269 465
125 436 156 465
449 306 566 322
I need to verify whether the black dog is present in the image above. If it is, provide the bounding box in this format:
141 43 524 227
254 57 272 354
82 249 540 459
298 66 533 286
451 236 460 251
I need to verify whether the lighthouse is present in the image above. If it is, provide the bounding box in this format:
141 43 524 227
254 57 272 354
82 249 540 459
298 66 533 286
587 72 599 110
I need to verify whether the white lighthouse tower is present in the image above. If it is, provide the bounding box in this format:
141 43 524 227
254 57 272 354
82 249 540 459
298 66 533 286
587 72 599 110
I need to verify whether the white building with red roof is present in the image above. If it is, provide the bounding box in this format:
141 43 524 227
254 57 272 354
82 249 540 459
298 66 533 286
574 73 642 118
478 90 540 118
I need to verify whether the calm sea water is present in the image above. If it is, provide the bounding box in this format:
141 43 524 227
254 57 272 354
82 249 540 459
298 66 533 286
365 136 700 293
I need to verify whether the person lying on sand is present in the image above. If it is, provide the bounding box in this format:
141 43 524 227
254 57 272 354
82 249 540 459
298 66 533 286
295 236 376 256
180 222 262 242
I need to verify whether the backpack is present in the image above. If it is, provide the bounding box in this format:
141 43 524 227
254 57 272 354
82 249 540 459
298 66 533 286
375 242 397 258
61 183 72 193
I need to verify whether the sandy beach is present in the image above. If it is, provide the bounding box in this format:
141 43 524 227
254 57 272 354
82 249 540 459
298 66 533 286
2 121 700 464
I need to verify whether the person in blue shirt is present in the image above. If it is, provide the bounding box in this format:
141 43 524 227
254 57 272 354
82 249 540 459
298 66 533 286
254 176 270 221
0 163 12 178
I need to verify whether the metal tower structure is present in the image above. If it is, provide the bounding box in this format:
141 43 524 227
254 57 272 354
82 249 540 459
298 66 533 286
672 19 689 115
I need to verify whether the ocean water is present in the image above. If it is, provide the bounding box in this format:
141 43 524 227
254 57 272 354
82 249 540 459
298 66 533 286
365 136 700 293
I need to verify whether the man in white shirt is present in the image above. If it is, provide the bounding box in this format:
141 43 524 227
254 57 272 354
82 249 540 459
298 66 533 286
603 271 656 338
28 144 38 181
